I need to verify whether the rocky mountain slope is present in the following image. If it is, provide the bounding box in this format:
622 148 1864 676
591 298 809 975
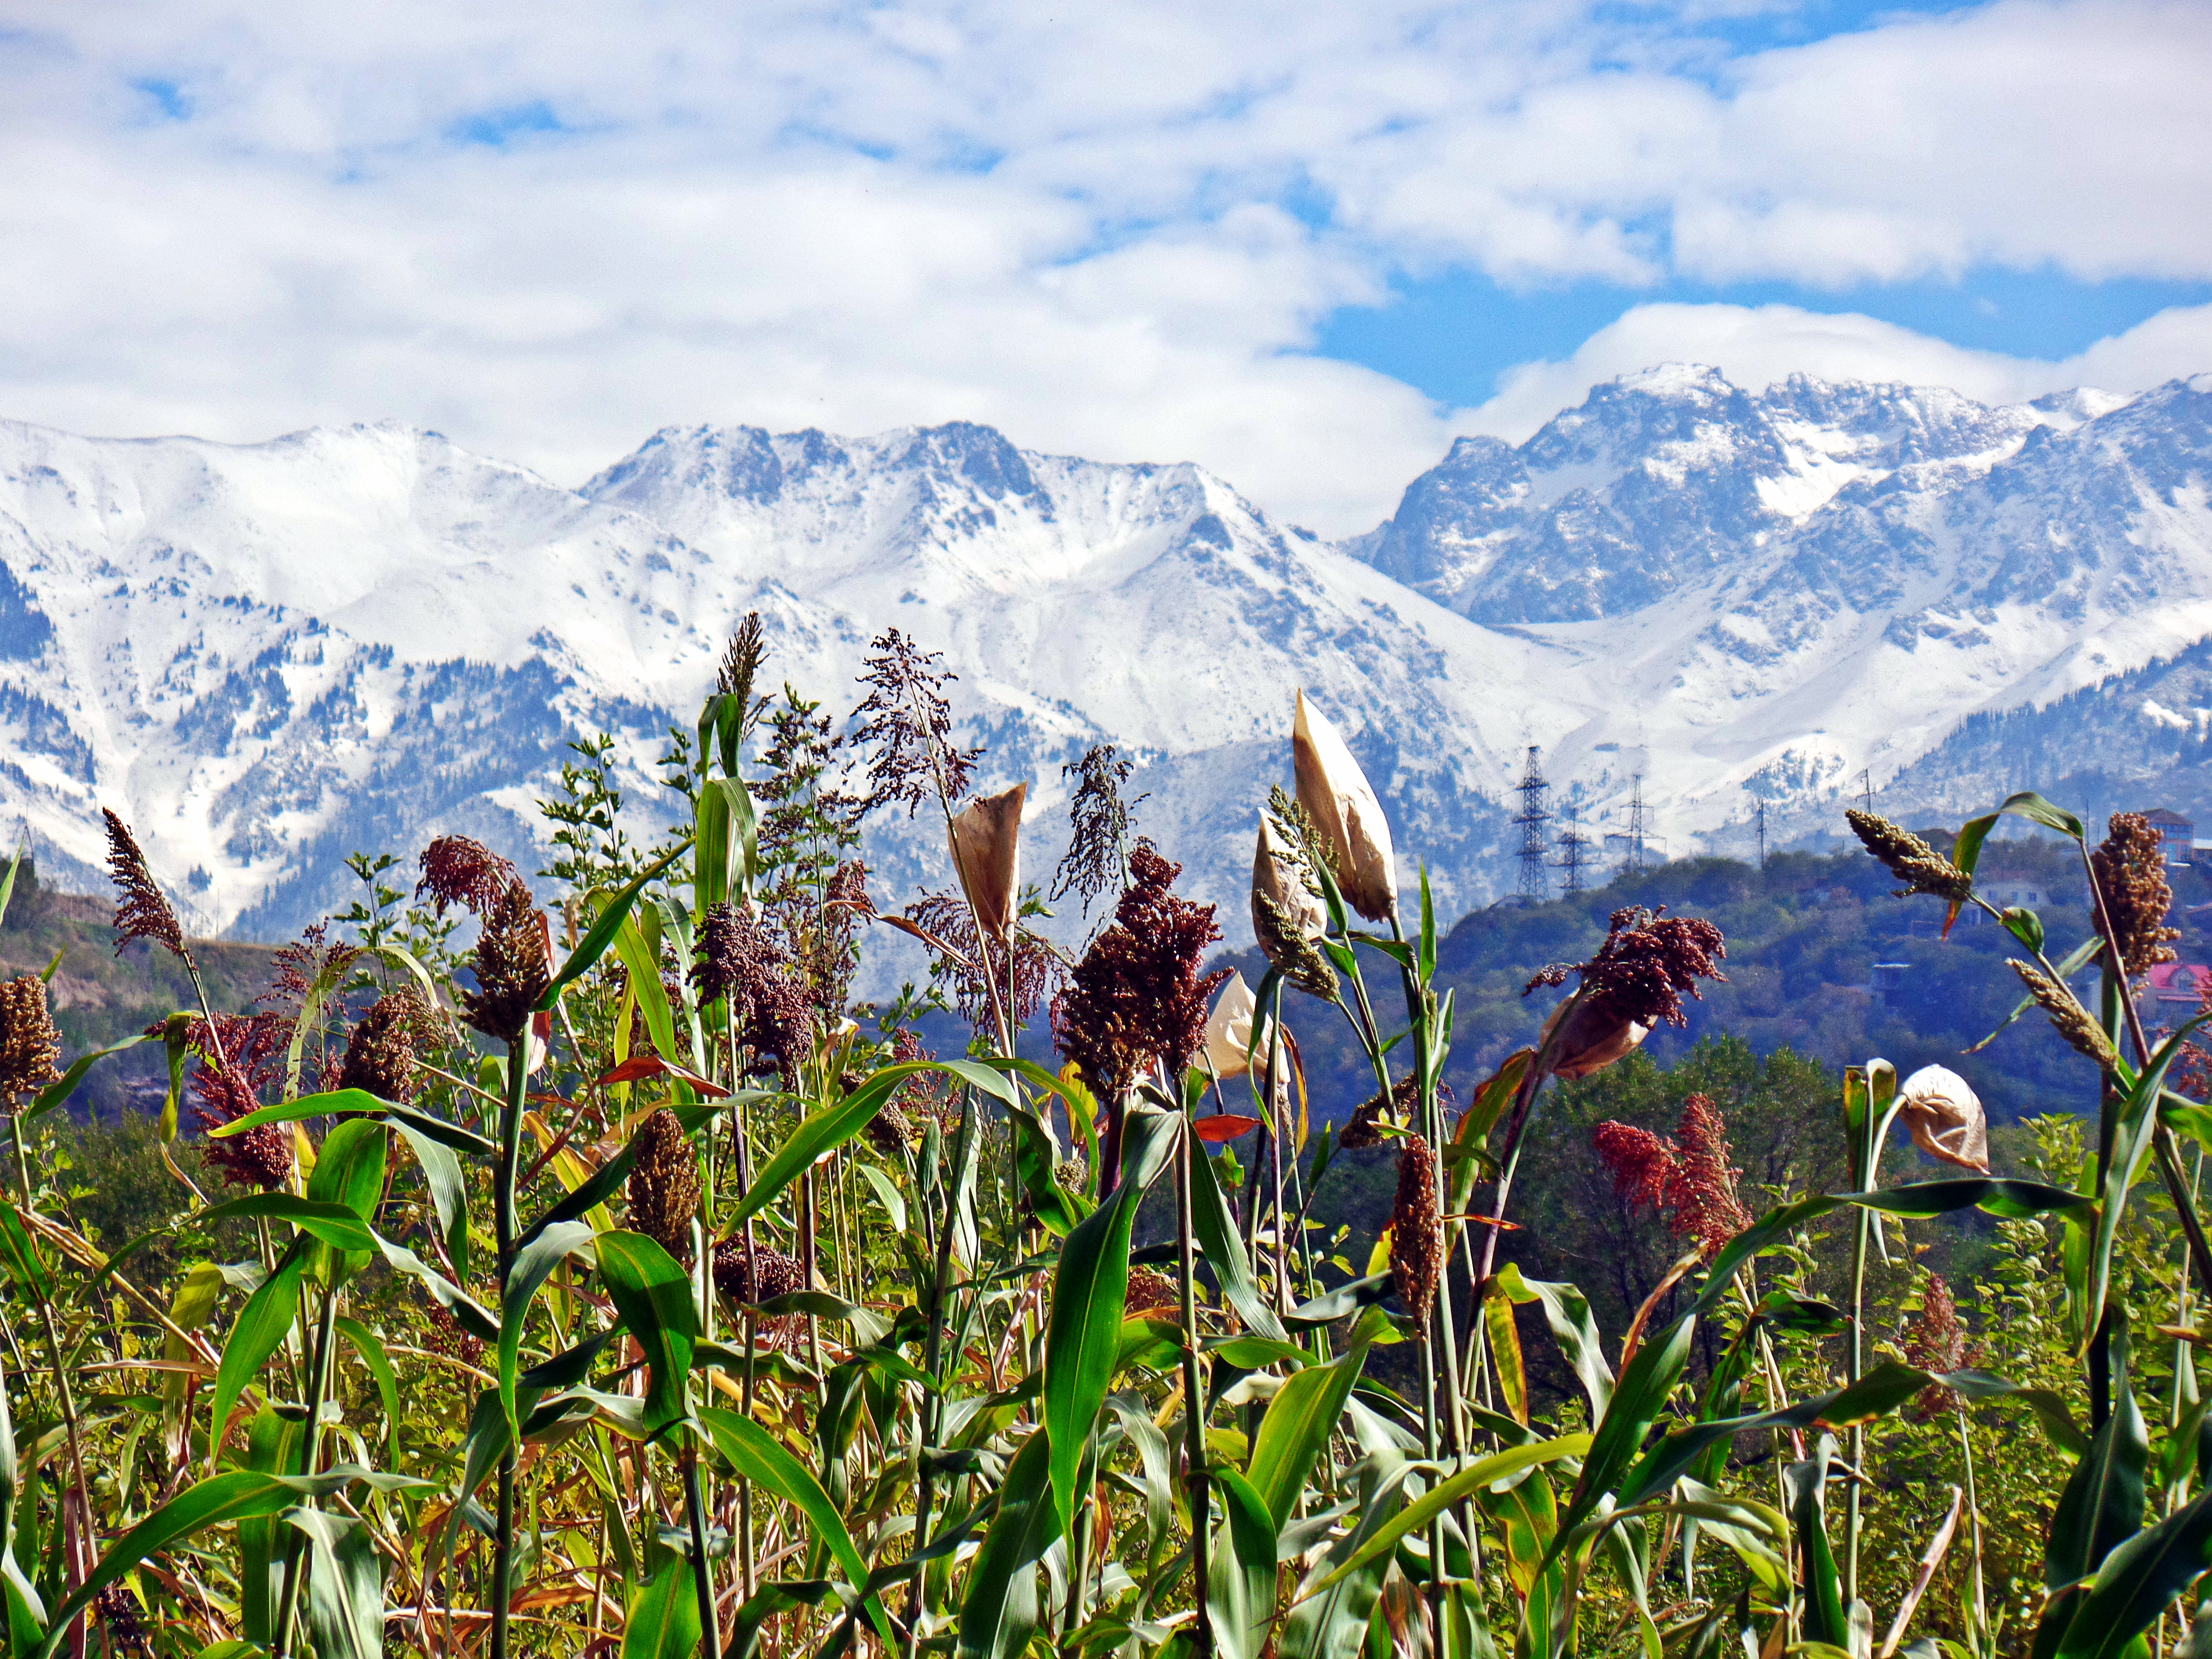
0 363 2205 947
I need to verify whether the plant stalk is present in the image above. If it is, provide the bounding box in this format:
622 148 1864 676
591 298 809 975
1176 1120 1213 1659
491 1035 529 1659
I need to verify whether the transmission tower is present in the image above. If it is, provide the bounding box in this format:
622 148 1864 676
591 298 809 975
1554 798 1590 894
1513 746 1551 901
1860 769 1875 813
1621 775 1649 877
1755 799 1768 872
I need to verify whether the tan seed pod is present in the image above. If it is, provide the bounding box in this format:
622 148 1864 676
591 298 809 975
2009 961 2121 1070
1125 1266 1178 1314
950 782 1027 944
1846 809 1974 904
711 1238 806 1305
1293 692 1399 923
625 1108 702 1266
1389 1134 1443 1320
0 975 62 1110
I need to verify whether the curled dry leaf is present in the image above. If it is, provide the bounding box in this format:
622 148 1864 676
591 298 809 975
949 781 1027 942
1291 691 1397 924
1203 971 1270 1079
1540 994 1650 1081
1896 1063 1990 1173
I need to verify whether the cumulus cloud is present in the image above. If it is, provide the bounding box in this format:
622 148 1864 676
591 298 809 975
1459 300 2212 442
0 0 2205 535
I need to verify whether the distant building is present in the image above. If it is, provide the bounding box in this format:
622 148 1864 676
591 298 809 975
1870 962 1913 1003
2145 808 2193 865
1980 880 2047 909
2145 962 2211 1008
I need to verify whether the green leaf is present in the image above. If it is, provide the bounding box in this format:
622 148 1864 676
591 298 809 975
1281 1454 1414 1659
619 1560 701 1659
1298 1436 1590 1603
1248 1329 1373 1530
1186 1133 1290 1343
956 1428 1061 1659
197 1194 378 1255
1042 1108 1178 1545
595 1232 695 1436
390 1118 470 1283
1492 1265 1613 1421
334 1318 400 1455
25 1032 155 1123
2004 906 2047 952
725 1061 984 1233
2084 1018 2212 1344
695 776 758 914
1787 1436 1846 1648
2047 1316 2149 1595
0 1357 46 1639
307 1118 389 1279
32 1467 412 1659
0 1207 50 1303
2055 1480 2212 1659
1211 1465 1280 1659
208 1235 312 1467
538 838 694 1011
207 1089 389 1138
284 1509 384 1659
1995 791 2087 841
693 1406 889 1640
502 1221 606 1442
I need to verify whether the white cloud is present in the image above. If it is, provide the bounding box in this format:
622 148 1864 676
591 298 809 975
0 0 2204 536
1459 300 2212 441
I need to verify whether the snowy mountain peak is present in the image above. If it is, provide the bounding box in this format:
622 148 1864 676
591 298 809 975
0 367 2208 952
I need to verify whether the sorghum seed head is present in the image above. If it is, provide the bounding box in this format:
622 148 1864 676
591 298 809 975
711 1238 805 1305
103 808 191 967
1846 809 1975 904
625 1108 702 1266
1125 1267 1177 1315
460 881 550 1045
335 985 429 1104
1389 1134 1443 1320
416 836 520 920
2093 812 2181 979
2010 959 2121 1070
0 975 62 1110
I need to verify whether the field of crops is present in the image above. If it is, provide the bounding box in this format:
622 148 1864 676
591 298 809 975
0 619 2204 1659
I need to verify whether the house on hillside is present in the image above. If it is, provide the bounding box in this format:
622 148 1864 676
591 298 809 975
2145 961 2211 1010
2145 808 2193 865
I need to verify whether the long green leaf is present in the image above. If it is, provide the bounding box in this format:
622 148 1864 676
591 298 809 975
1493 1265 1613 1420
1787 1436 1846 1648
284 1509 384 1659
956 1428 1061 1659
196 1195 377 1255
619 1560 701 1659
33 1467 415 1659
25 1032 154 1123
390 1117 470 1282
2056 1480 2212 1659
1186 1134 1290 1343
537 838 693 1011
694 1406 890 1639
497 1220 596 1436
2042 1314 2148 1659
1211 1465 1279 1659
724 1062 966 1232
335 1318 401 1456
0 1356 45 1639
1281 1453 1415 1659
596 1232 695 1435
1041 1108 1178 1545
208 1235 312 1467
1298 1436 1590 1602
2085 1018 2212 1345
1249 1323 1374 1530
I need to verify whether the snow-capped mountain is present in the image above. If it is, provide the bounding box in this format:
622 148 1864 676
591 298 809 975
0 363 2208 948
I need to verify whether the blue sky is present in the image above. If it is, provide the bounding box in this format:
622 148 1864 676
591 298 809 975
0 0 2206 533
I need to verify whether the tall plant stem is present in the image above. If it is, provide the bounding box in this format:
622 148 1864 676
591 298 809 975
10 1115 94 1645
1957 1408 1987 1652
907 1089 971 1658
491 1035 529 1659
1175 1121 1213 1659
272 1281 340 1659
683 1442 719 1653
1843 1202 1871 1609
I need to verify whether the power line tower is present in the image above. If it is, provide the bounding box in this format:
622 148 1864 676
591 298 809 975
1755 798 1768 872
1513 746 1551 901
1554 799 1590 894
1860 769 1875 813
1621 775 1649 877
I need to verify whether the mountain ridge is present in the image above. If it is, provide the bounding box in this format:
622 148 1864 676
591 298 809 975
0 364 2207 948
